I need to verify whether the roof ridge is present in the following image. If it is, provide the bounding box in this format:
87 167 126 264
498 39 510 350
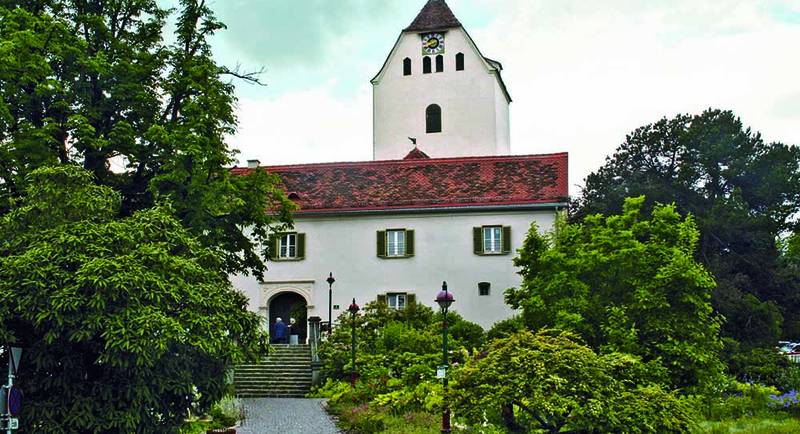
237 152 569 171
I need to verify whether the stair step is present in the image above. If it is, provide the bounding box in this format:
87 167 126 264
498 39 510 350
238 366 311 370
234 345 314 397
236 379 311 384
235 377 312 383
235 372 311 377
236 389 311 394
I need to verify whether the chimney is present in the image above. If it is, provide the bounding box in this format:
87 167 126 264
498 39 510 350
247 159 261 169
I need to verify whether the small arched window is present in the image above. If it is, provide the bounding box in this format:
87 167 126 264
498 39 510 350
456 53 464 71
403 57 412 76
435 55 444 72
426 104 441 134
423 56 432 74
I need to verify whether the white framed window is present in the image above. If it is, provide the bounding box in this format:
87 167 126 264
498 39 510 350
279 233 297 259
474 226 510 255
387 293 407 310
378 229 414 258
387 230 406 257
483 226 502 254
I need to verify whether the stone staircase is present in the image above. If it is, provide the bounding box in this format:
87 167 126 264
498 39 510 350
234 344 313 398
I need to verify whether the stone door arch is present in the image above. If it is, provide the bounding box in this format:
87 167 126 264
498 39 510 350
268 292 308 343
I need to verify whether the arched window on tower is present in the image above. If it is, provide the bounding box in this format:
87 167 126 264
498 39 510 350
456 53 464 71
426 104 442 134
423 56 432 74
403 57 412 76
435 55 444 72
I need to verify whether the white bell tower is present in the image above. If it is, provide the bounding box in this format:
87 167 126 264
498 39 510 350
371 0 511 161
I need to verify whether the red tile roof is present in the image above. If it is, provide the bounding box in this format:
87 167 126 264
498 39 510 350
231 153 568 215
404 0 462 32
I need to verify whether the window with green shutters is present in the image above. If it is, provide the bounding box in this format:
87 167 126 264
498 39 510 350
473 226 511 255
269 232 306 260
377 229 414 258
377 292 416 309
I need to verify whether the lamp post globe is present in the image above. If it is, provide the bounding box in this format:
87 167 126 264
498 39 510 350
435 281 454 434
348 298 360 387
326 272 335 337
435 281 455 310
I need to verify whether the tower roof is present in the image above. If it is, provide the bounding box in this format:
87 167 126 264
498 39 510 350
404 0 462 32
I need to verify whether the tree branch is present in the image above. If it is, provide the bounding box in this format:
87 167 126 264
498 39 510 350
220 64 267 87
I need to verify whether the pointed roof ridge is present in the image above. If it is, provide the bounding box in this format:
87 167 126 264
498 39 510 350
403 147 431 160
404 0 462 32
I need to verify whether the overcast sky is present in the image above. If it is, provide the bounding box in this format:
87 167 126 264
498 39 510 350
196 0 800 195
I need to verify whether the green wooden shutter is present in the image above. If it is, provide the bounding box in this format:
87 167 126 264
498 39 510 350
502 226 512 253
407 293 416 306
405 230 415 256
377 294 387 305
296 233 306 259
268 234 278 259
473 227 483 255
377 230 387 258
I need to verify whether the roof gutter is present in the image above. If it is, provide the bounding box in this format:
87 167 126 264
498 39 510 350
292 202 569 218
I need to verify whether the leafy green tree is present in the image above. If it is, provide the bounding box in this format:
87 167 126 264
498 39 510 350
787 232 800 261
0 0 293 279
452 330 697 433
779 232 800 336
572 110 800 345
0 166 267 433
507 196 724 390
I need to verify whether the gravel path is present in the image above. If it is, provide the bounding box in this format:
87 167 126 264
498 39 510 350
236 398 340 434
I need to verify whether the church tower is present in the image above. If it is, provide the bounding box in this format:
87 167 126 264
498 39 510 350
371 0 511 161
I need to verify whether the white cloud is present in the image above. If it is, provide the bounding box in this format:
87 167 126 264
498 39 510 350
230 83 373 166
471 0 800 193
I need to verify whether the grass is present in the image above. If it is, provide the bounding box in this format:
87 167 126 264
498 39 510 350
699 417 800 433
326 399 800 433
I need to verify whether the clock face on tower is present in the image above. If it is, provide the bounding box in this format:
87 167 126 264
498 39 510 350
422 33 445 55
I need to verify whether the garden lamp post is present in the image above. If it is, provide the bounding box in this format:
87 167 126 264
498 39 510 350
347 298 360 388
435 281 455 434
326 272 335 337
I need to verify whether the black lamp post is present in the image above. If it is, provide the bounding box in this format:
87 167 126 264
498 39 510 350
326 272 335 337
347 298 360 388
435 281 455 434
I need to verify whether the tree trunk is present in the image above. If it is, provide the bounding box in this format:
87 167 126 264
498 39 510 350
501 403 523 432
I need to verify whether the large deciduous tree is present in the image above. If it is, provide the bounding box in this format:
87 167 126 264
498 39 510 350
0 0 294 279
0 166 267 433
572 109 800 345
506 197 724 390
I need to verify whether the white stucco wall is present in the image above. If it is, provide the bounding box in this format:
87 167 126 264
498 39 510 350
372 28 511 161
232 209 557 331
494 78 511 155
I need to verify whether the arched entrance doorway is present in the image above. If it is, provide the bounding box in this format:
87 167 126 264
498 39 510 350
269 292 308 343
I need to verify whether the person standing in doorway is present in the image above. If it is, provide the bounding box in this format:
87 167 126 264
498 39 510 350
289 318 298 345
273 317 288 344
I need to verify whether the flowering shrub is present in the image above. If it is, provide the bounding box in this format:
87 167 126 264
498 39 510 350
769 390 800 409
693 381 779 420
